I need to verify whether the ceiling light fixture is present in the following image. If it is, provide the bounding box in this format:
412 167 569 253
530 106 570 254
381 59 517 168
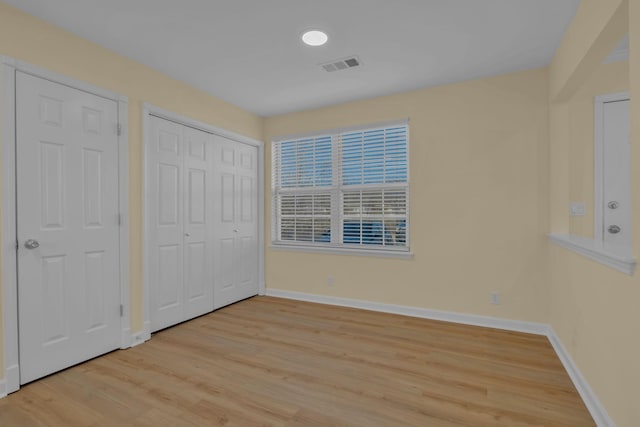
302 30 328 46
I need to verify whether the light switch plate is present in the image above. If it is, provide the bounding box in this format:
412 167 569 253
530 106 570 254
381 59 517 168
569 202 586 216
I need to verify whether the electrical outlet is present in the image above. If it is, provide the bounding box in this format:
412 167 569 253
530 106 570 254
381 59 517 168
327 276 334 286
490 292 500 305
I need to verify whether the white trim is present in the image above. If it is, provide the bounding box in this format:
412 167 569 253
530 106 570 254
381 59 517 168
129 321 152 348
272 118 409 143
0 364 19 398
4 365 18 395
1 58 19 395
547 328 615 427
1 57 124 102
117 97 131 347
264 289 614 427
265 289 548 335
144 103 262 148
269 243 414 259
549 233 636 275
0 56 130 394
141 104 152 336
257 143 266 295
594 92 630 244
141 102 266 324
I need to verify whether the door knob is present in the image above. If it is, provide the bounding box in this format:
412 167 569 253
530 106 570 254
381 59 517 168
607 201 619 209
233 229 239 233
24 239 40 249
608 225 621 234
185 232 191 237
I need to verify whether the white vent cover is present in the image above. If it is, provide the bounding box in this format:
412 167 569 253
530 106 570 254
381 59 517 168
320 56 361 72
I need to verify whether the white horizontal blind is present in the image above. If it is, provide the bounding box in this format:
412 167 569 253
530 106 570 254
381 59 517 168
341 126 408 185
272 122 408 251
277 193 331 242
275 135 332 188
339 126 408 247
272 135 333 243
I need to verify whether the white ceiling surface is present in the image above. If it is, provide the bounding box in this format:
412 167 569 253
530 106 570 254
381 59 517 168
5 0 580 117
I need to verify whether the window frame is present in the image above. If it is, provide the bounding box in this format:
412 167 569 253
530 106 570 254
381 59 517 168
271 120 412 258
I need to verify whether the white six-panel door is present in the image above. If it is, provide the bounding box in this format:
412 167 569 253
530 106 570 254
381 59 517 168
148 116 215 332
183 126 216 320
16 71 121 384
213 135 259 309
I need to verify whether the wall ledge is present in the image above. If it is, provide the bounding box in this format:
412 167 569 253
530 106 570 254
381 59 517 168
265 288 615 427
548 233 635 275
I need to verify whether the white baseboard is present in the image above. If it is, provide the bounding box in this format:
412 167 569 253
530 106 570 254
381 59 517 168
129 321 152 348
265 289 548 335
265 288 614 427
120 327 132 349
0 364 20 398
5 364 19 395
547 329 614 427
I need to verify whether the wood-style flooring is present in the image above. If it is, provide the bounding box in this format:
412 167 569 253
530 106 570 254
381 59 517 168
0 296 595 426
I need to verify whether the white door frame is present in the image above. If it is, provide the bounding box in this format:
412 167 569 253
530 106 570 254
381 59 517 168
0 56 130 396
594 92 630 244
142 103 265 333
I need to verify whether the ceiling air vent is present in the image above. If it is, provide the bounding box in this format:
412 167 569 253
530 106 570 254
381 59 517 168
320 56 361 72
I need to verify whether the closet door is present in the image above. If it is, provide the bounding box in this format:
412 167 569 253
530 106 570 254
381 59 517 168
148 117 214 332
148 117 185 332
213 136 259 309
182 126 215 320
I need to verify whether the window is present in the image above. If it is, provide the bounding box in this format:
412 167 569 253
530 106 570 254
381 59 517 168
272 121 409 253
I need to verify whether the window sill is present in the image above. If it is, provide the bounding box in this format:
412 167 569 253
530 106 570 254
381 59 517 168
269 243 414 259
548 233 636 275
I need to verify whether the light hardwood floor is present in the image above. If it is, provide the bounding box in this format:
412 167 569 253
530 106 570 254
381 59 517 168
0 296 595 426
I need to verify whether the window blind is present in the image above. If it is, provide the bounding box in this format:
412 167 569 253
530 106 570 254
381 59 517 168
272 122 409 251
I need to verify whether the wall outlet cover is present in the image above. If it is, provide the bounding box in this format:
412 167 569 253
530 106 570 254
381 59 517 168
569 202 586 216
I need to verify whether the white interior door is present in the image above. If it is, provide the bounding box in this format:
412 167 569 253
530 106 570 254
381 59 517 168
16 71 121 384
602 99 631 247
182 126 215 320
213 135 259 309
148 116 214 332
148 117 184 331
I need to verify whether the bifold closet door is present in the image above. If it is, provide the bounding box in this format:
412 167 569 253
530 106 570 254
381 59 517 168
213 135 259 309
148 116 214 332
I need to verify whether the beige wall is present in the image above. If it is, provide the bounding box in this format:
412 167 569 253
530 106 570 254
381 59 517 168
549 0 627 102
0 2 263 377
548 0 638 425
264 68 550 323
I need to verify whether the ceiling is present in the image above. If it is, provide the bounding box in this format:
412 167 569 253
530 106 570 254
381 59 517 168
5 0 581 117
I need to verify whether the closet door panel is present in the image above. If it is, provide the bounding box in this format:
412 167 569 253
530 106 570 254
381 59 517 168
149 117 184 332
236 145 258 300
213 136 259 308
183 126 214 320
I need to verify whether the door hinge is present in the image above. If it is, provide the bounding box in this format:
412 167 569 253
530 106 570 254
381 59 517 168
16 239 19 250
117 123 122 136
118 213 122 226
120 304 124 317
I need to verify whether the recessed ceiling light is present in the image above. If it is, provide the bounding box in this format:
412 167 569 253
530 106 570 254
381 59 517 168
302 30 328 47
